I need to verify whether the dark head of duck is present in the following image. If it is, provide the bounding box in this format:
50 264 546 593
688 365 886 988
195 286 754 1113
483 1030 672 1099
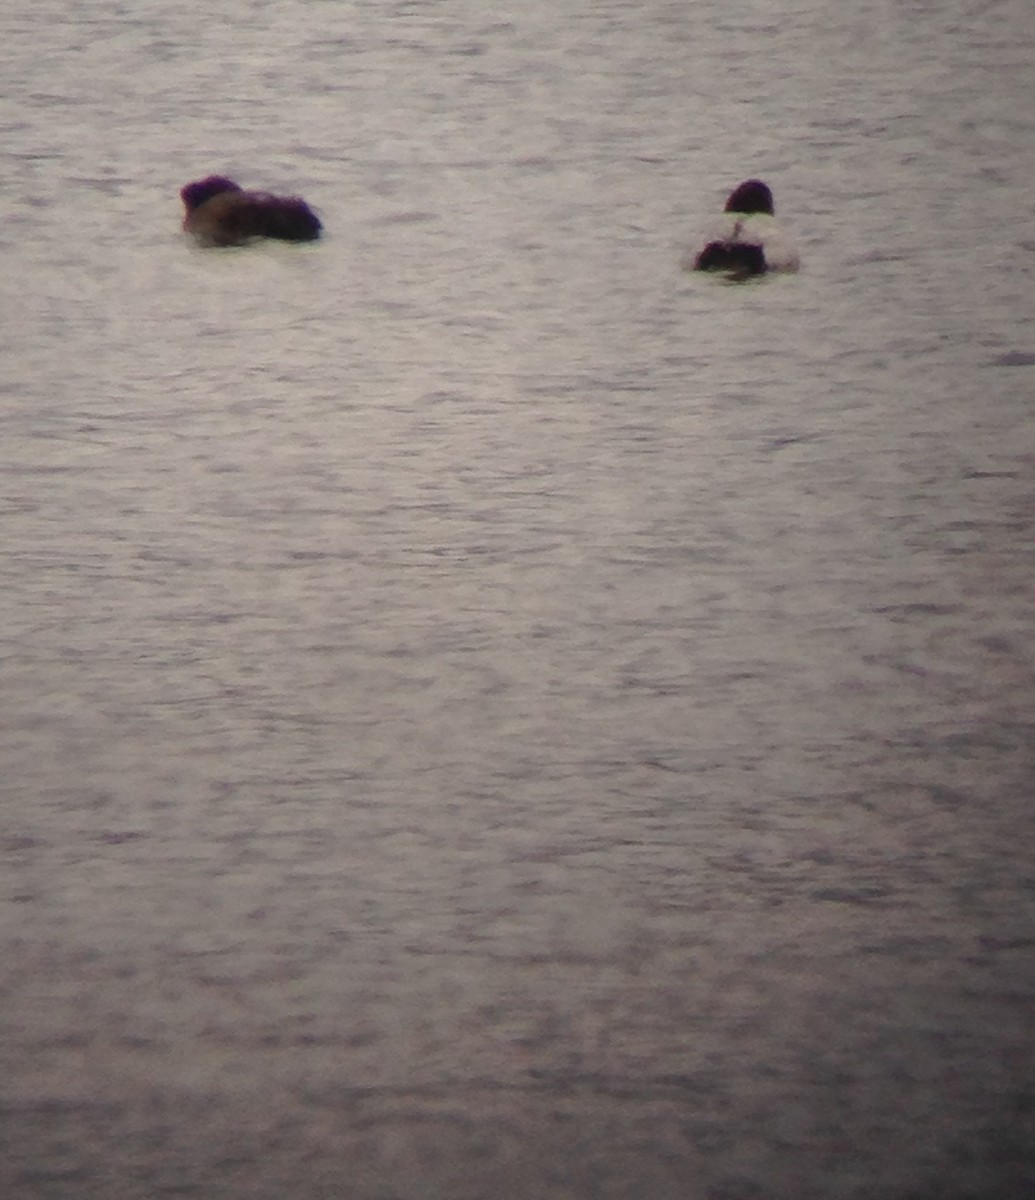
724 179 774 215
180 176 322 246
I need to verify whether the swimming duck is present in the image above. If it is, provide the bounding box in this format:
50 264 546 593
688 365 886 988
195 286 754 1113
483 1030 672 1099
180 176 322 246
687 179 799 277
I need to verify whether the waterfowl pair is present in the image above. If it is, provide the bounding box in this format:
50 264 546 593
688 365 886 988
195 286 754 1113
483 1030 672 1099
179 174 798 276
181 176 322 247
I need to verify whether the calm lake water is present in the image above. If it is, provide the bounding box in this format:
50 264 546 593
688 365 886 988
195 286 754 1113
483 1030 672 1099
2 1 1034 1197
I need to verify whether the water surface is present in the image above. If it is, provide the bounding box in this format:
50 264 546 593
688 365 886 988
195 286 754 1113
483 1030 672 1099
2 2 1034 1197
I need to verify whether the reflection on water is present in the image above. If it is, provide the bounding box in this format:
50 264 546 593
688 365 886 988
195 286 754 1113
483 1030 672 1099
2 1 1034 1197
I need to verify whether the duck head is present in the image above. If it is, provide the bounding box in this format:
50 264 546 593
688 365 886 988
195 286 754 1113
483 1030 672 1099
180 175 243 213
724 179 774 215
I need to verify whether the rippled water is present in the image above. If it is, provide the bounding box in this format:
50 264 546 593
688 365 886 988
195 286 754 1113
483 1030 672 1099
2 1 1034 1197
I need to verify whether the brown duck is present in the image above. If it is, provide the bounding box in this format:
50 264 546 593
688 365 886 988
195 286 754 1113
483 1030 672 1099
181 176 322 246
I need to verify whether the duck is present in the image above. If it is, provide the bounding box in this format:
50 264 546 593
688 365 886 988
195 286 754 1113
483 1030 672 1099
180 176 322 246
686 179 799 277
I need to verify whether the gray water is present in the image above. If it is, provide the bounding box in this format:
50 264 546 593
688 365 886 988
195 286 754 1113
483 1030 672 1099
2 1 1034 1197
